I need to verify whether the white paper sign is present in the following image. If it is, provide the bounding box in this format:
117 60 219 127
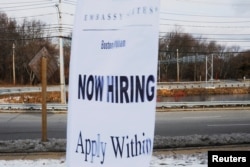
66 0 159 166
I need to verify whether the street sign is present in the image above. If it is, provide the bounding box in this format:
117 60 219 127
29 47 58 80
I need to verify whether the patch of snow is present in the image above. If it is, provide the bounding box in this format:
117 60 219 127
0 153 207 167
150 153 207 167
0 159 65 167
154 133 250 149
0 139 66 153
1 133 250 153
0 133 249 167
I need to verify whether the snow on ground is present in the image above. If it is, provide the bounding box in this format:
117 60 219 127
0 153 207 167
0 133 249 167
0 159 65 167
150 153 207 167
1 133 250 153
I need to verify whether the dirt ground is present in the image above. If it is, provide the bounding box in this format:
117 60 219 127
0 87 249 103
0 92 63 103
157 87 250 97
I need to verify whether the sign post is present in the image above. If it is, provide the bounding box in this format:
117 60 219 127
41 56 47 142
66 0 159 166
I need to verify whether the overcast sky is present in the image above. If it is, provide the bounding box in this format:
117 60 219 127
1 0 250 51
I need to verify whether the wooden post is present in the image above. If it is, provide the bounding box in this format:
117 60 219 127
41 56 47 142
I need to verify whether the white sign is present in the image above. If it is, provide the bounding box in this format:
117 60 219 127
66 0 159 166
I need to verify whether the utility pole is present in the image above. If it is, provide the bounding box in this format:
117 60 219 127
211 54 214 82
158 58 160 82
12 43 16 85
194 53 197 81
205 54 214 87
176 49 179 82
56 0 66 104
206 56 208 85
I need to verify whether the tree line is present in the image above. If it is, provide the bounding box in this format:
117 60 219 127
0 12 71 85
159 28 250 82
0 12 249 85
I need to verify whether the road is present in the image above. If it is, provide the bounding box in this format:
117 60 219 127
0 113 66 140
0 110 250 140
155 110 250 136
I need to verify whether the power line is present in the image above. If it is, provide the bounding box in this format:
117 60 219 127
159 32 250 36
171 0 250 6
2 5 54 12
0 1 49 5
0 2 53 9
160 11 250 19
13 13 57 20
10 12 73 20
63 1 76 5
160 18 250 24
0 35 71 41
160 23 250 29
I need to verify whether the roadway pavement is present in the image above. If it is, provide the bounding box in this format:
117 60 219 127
0 109 250 140
0 112 66 140
155 109 250 136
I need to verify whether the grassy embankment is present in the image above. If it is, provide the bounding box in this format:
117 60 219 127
157 87 250 98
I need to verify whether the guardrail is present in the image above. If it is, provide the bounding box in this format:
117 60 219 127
0 103 67 110
157 82 250 90
0 86 66 95
0 101 250 110
157 101 250 108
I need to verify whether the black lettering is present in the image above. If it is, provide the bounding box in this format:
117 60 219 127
85 139 91 162
89 14 94 20
107 13 111 20
96 14 99 20
84 15 88 21
113 13 117 20
111 136 125 158
107 76 114 102
130 137 135 157
120 76 129 103
101 40 104 49
126 136 130 158
146 75 155 101
115 76 119 103
145 137 151 154
86 75 94 100
76 131 84 153
135 76 145 102
101 14 105 20
95 76 104 101
130 76 134 102
78 75 86 100
135 134 141 156
149 7 154 14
